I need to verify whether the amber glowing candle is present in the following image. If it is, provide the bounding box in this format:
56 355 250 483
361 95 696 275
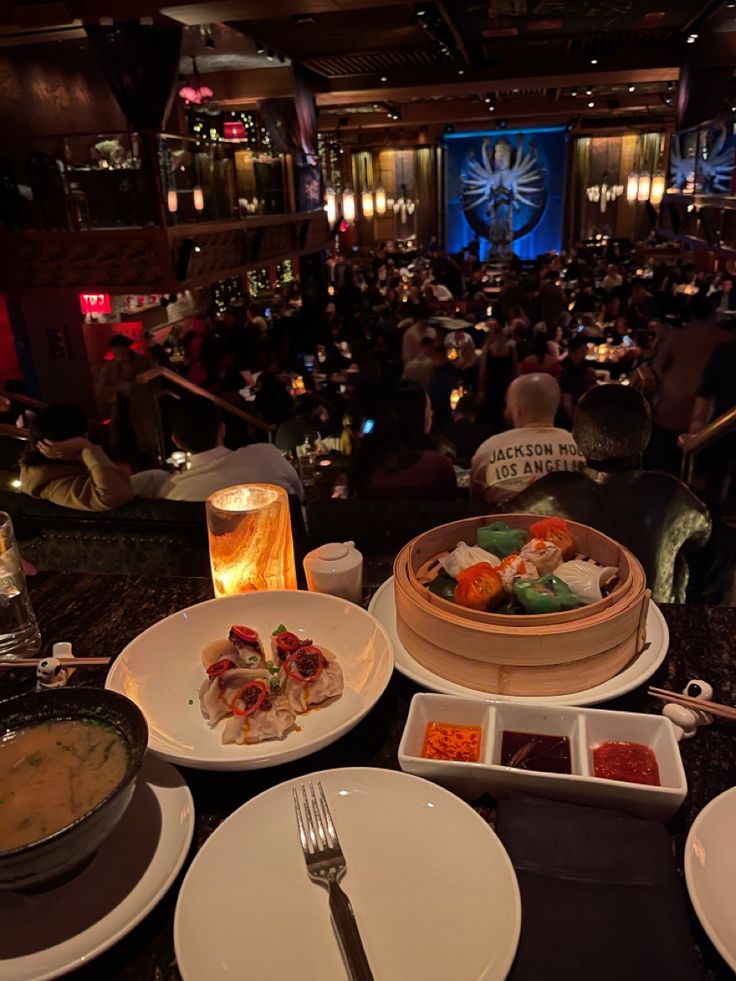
206 484 297 596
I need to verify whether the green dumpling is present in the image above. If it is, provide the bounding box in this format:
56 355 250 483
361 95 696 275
476 521 528 559
513 574 580 614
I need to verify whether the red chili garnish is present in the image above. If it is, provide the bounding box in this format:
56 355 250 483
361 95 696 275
229 679 269 716
275 631 311 661
206 658 236 678
229 625 260 647
283 646 325 683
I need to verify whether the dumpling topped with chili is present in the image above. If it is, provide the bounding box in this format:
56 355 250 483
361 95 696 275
201 624 266 671
199 665 296 744
279 644 344 714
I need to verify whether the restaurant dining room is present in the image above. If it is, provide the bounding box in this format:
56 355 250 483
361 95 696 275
2 1 736 979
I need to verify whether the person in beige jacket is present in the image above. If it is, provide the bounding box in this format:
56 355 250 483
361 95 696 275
20 404 133 511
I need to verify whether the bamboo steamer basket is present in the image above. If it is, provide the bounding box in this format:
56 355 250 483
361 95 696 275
393 514 650 697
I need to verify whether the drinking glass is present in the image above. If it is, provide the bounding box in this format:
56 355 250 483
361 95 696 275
297 430 321 487
0 512 41 659
206 484 297 597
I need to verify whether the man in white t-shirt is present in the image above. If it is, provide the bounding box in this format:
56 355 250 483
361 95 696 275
401 318 438 365
132 395 303 502
470 374 585 504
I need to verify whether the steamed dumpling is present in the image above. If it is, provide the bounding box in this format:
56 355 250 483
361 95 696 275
520 538 562 576
554 559 619 605
279 646 344 714
199 667 271 727
201 638 239 670
496 554 539 597
440 542 500 578
221 694 295 745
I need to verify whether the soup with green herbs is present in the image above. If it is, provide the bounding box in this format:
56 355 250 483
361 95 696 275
0 719 128 851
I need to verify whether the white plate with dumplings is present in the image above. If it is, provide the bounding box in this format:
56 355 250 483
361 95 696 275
106 590 394 770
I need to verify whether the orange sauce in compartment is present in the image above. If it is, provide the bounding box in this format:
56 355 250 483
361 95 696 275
422 722 482 763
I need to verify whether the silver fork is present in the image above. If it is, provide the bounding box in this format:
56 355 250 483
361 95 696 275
293 781 375 981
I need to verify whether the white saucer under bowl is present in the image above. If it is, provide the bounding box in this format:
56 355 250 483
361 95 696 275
685 786 736 972
0 755 194 981
369 576 669 706
175 767 520 981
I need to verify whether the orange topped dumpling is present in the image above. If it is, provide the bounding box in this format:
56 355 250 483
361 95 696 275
454 562 504 611
529 517 576 561
497 553 539 596
520 538 563 576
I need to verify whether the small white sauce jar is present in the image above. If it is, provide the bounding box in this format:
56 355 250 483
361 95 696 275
303 541 363 605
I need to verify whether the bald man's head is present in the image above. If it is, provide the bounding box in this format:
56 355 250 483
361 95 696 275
506 374 561 428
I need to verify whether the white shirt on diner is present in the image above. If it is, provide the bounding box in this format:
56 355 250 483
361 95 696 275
131 444 304 502
470 425 585 505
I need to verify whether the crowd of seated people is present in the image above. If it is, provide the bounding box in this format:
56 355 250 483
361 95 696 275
11 237 736 545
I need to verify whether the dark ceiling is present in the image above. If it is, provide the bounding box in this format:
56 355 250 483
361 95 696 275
0 0 733 139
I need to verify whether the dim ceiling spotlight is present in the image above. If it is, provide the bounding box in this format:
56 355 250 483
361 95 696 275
497 118 508 128
458 68 465 75
193 243 202 253
628 84 636 92
590 55 598 64
486 93 497 111
586 86 593 96
667 80 676 91
266 49 275 60
380 75 388 82
416 6 427 13
255 40 264 54
571 88 578 97
687 33 698 42
587 100 595 108
727 2 736 7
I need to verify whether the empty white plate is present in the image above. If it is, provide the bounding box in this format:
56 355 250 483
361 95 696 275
175 767 521 981
369 577 669 706
106 590 394 770
685 786 736 972
0 755 194 981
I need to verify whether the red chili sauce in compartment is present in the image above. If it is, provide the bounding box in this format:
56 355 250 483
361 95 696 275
500 730 572 774
593 741 661 786
422 722 482 763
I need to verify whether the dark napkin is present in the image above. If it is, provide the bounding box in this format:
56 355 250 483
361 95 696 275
495 795 705 981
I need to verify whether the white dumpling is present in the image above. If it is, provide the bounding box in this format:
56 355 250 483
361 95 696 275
440 542 500 578
279 647 344 714
520 538 563 576
201 638 239 670
221 695 295 745
554 559 619 605
199 667 271 727
228 626 267 668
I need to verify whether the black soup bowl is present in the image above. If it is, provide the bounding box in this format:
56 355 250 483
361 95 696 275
0 687 148 891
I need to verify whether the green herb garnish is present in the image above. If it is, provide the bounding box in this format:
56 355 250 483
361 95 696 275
272 623 287 636
265 660 280 676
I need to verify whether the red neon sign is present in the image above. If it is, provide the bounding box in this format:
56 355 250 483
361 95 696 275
223 121 245 139
79 293 111 316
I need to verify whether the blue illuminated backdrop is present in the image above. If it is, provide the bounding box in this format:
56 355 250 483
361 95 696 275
444 126 567 260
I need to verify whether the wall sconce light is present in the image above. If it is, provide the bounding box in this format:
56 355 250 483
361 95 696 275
167 190 178 213
193 186 205 211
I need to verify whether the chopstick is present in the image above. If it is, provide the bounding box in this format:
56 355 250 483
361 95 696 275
0 657 110 669
647 686 736 722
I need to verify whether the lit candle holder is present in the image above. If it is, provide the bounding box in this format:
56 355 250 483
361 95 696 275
206 484 297 596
